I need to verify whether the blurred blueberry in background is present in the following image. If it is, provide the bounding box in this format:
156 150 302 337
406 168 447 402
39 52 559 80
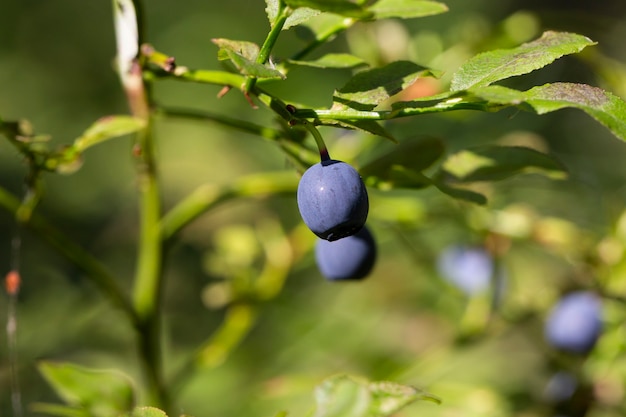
545 291 603 354
437 245 494 295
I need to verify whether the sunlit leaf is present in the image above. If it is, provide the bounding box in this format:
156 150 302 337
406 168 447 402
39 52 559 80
74 115 145 152
450 31 596 91
284 0 373 19
367 380 441 417
124 407 169 417
471 83 626 141
288 53 367 69
212 38 285 79
214 38 260 61
441 146 567 182
334 61 438 111
285 7 322 29
313 375 440 417
38 361 135 417
266 0 320 29
368 0 448 19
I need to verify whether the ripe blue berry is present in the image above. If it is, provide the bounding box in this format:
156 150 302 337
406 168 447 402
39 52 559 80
545 291 603 354
436 245 493 295
315 226 376 280
297 160 368 241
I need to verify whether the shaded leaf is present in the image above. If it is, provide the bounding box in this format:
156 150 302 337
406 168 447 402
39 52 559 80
213 38 285 79
288 53 367 69
361 137 445 180
450 31 596 91
384 166 432 189
38 361 135 417
434 182 487 205
314 374 440 417
334 61 438 111
368 0 448 19
284 0 373 19
471 83 626 141
441 146 567 182
74 115 145 152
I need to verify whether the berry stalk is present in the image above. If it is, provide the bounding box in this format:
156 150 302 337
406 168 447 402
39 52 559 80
302 121 330 162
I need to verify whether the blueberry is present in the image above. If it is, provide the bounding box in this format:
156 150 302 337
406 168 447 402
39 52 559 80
436 245 493 295
297 160 368 241
545 291 603 354
315 226 376 280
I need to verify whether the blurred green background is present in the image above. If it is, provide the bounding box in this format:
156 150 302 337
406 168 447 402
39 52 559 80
2 0 626 416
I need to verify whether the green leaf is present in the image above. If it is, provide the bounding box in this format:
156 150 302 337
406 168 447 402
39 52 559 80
441 145 567 182
433 182 487 205
123 407 169 417
214 38 260 61
266 0 320 29
471 83 626 141
38 361 135 417
320 119 397 141
368 0 448 19
334 61 438 111
288 53 367 69
284 0 373 19
286 8 322 29
74 115 145 152
361 137 444 186
297 13 347 42
313 374 440 417
450 31 596 91
213 38 285 79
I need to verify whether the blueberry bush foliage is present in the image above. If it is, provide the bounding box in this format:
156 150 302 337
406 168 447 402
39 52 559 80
2 0 626 416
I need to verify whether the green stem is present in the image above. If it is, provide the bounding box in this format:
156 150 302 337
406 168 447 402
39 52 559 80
149 69 246 90
243 4 290 93
131 118 168 410
0 186 137 323
132 127 162 321
301 121 330 161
